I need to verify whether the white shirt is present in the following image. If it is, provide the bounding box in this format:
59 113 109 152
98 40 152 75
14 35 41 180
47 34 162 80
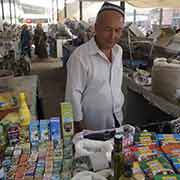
65 37 124 130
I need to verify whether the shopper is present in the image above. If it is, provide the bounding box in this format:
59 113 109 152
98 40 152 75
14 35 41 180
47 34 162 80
33 23 48 59
20 24 32 58
65 2 125 133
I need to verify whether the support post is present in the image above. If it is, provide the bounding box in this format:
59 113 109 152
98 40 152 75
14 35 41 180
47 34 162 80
9 0 12 24
159 8 163 28
79 0 82 20
1 0 4 20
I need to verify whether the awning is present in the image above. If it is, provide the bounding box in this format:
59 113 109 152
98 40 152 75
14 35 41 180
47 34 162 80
125 0 180 8
80 0 180 8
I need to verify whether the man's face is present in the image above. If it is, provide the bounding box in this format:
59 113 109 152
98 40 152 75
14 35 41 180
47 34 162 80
95 10 124 50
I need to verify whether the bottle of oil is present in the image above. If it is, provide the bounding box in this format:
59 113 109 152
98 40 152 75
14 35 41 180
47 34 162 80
113 133 124 180
19 92 31 126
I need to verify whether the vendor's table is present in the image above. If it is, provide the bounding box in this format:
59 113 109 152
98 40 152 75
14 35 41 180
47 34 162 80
3 75 39 119
123 69 177 128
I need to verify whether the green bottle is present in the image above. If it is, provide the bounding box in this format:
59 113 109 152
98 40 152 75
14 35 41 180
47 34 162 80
113 133 124 180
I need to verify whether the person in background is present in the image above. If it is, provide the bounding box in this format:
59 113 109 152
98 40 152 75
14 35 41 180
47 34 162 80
33 23 48 59
176 26 180 34
65 2 125 133
20 24 32 58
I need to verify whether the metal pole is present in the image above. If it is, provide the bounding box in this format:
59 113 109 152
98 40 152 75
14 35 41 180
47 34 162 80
159 8 163 28
56 0 59 22
13 0 16 24
9 0 12 24
1 0 5 20
120 1 125 12
64 0 67 18
133 9 136 24
52 0 54 23
79 0 82 21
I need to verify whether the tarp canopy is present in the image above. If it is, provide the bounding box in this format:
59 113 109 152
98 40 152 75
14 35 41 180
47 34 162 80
80 0 180 8
125 0 180 8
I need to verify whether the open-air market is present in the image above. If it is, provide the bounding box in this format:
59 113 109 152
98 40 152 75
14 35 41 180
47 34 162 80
1 0 180 179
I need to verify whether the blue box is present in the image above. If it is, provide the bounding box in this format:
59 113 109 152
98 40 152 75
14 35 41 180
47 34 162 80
50 117 61 142
40 120 49 142
29 121 39 146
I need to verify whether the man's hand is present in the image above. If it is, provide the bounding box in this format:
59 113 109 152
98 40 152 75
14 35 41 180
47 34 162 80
74 120 86 134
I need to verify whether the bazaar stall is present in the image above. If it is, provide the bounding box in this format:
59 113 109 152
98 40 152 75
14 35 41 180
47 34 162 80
2 101 180 179
0 23 31 76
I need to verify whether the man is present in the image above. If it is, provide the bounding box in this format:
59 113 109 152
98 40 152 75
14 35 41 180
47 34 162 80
20 24 32 58
65 2 124 133
33 23 48 59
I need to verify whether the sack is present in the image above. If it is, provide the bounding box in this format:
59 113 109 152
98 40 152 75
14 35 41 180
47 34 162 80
152 58 180 103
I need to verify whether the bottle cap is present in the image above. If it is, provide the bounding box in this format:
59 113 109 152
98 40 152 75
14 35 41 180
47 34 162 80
114 133 123 144
19 92 26 101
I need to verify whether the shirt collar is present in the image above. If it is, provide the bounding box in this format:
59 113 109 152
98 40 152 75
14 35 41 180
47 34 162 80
88 37 100 56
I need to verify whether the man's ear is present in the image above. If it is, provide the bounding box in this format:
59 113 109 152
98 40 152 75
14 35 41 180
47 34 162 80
94 23 98 33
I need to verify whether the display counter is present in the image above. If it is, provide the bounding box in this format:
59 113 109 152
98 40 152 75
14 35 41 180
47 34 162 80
123 69 177 128
0 75 39 120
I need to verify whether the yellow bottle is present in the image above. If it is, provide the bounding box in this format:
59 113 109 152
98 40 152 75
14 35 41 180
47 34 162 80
19 92 31 126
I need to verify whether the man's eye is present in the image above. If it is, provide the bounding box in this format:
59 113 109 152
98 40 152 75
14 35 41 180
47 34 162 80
116 29 122 33
104 28 112 32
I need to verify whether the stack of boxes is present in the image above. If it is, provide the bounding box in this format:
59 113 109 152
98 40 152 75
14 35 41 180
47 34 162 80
60 102 74 180
0 102 75 179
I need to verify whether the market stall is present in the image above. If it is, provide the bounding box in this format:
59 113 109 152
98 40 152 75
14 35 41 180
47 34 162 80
2 104 180 179
123 68 178 130
0 23 31 76
0 75 39 120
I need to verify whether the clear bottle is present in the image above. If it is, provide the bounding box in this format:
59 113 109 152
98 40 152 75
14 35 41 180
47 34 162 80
112 133 124 180
19 92 31 126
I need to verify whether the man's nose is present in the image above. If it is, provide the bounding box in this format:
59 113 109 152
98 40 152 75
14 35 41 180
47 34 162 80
110 30 116 40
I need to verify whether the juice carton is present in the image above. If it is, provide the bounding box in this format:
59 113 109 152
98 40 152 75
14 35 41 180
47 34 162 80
131 144 162 161
161 144 180 158
140 156 174 179
154 174 180 180
132 161 145 180
50 117 61 143
40 120 49 142
170 157 180 173
60 102 74 138
156 134 180 145
7 124 20 145
134 131 156 146
29 121 39 146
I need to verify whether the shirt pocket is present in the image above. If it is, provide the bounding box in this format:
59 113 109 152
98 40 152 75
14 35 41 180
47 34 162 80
87 58 109 89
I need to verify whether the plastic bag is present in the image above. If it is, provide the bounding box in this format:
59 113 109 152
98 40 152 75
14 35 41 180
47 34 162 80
71 171 107 180
75 139 113 159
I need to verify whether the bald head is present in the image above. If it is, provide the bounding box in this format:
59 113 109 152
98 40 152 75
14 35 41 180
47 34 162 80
95 10 124 50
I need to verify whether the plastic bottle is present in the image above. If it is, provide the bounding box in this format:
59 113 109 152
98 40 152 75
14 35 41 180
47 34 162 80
19 92 31 126
112 133 124 180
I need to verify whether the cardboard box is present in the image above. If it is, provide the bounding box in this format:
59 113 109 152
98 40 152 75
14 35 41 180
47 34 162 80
29 121 39 146
60 102 74 138
50 117 61 142
40 120 49 142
